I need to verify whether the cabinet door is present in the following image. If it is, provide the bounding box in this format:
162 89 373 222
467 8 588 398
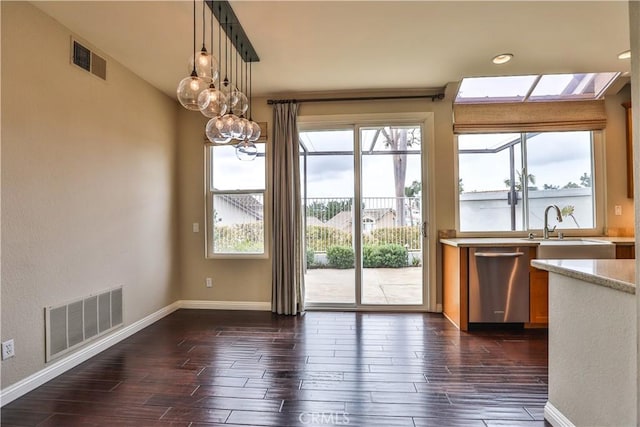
616 245 635 259
530 269 549 324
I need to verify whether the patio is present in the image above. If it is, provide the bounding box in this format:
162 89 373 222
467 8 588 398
304 267 422 305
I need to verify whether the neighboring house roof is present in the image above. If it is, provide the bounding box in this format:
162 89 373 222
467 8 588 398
218 193 263 221
325 208 395 229
362 208 395 221
306 216 325 227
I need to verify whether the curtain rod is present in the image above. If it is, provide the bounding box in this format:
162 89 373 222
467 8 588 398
267 93 445 105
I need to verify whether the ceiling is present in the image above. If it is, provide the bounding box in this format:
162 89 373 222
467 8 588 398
33 1 631 99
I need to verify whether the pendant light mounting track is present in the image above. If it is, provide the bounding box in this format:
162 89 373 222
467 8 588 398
206 0 259 63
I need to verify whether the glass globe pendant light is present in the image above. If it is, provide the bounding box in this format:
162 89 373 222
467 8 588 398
177 0 207 110
235 59 252 140
198 8 227 118
236 139 258 161
246 60 261 143
189 1 217 83
206 117 231 144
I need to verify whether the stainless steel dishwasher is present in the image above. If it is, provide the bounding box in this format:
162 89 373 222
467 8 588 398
468 247 530 323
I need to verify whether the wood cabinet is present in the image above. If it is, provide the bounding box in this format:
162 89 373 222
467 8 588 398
442 242 633 330
442 245 468 331
529 269 549 325
616 244 635 259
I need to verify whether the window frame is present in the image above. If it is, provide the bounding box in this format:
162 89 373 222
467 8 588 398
204 142 269 259
454 130 605 237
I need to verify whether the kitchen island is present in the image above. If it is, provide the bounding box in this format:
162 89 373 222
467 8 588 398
531 259 636 427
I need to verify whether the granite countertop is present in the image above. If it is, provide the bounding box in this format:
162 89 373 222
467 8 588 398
531 259 636 294
440 236 635 247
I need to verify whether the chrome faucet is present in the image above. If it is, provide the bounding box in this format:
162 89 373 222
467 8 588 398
543 205 563 239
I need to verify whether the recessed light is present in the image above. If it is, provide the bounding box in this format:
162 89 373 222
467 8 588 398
618 50 631 60
492 53 513 65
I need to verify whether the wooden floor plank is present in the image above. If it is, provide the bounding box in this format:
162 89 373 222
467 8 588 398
0 309 549 426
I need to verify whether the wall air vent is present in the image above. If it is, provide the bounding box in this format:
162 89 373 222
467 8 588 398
71 39 107 80
45 286 123 362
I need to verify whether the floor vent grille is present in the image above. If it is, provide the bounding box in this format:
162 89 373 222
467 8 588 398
45 286 123 362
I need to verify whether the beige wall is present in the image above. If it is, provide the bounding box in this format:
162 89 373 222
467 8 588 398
1 2 179 387
177 100 272 303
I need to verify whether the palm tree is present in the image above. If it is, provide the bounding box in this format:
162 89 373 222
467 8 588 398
504 170 536 191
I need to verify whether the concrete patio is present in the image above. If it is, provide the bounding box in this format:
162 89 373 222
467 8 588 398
304 267 422 305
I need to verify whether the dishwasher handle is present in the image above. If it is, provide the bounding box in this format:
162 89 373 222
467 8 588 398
474 252 524 258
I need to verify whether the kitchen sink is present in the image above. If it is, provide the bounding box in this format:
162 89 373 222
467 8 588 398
533 238 616 259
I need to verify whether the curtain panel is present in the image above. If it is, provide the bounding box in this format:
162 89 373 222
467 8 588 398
453 100 607 133
271 102 304 315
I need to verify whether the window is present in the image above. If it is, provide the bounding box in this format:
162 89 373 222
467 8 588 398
458 131 597 233
455 73 620 104
206 143 266 257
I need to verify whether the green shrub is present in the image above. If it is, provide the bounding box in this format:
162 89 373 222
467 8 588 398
306 248 315 267
362 245 376 268
362 244 408 268
327 245 355 269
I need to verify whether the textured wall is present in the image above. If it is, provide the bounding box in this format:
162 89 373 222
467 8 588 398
1 2 180 388
548 273 636 425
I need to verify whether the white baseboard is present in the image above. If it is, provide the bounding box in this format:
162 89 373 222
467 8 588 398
545 401 576 427
435 303 443 312
0 301 181 407
179 300 271 311
0 299 271 406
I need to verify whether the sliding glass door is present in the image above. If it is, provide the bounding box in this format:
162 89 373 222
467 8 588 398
300 120 426 309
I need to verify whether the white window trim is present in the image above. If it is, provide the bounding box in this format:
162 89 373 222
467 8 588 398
204 143 269 259
454 130 606 237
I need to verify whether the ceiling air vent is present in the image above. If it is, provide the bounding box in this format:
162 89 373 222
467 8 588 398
71 39 107 80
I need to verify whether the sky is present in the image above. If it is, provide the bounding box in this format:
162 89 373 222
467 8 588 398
209 129 593 206
299 129 422 201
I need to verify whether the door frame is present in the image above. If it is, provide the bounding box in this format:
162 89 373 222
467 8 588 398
298 112 436 312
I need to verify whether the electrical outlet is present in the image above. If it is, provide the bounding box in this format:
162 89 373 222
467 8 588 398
205 278 213 288
2 339 15 360
192 222 200 233
615 205 622 216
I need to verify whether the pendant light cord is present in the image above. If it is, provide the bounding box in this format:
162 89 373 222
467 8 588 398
209 4 214 86
191 0 196 74
249 61 252 120
218 5 222 80
224 22 229 87
201 0 206 51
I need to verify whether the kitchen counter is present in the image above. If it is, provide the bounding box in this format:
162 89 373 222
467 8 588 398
440 236 635 247
531 259 636 294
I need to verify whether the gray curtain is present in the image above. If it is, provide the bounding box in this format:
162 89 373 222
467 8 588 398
271 102 304 315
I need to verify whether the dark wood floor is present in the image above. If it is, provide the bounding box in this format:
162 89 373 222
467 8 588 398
2 310 549 426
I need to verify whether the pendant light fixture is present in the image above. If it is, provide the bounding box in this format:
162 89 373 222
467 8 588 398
238 57 252 141
219 22 238 140
199 4 227 120
231 42 249 117
236 53 258 161
177 0 208 110
229 40 246 140
190 1 216 82
247 60 261 142
204 4 230 144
